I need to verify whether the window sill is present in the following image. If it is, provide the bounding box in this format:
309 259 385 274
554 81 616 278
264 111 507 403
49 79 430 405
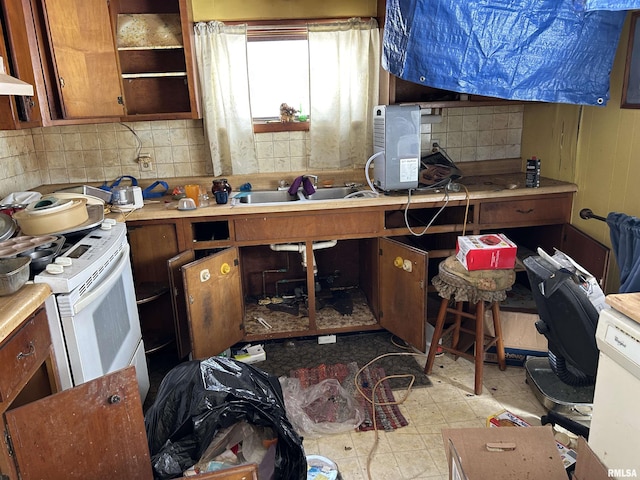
253 121 310 134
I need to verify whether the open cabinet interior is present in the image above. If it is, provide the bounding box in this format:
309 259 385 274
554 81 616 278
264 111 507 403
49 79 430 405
239 239 379 338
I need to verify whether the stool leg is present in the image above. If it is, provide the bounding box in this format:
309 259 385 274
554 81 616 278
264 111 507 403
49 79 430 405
425 297 448 374
491 302 507 371
450 301 464 351
474 301 485 395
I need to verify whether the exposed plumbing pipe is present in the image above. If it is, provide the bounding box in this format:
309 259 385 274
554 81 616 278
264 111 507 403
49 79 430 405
270 240 338 274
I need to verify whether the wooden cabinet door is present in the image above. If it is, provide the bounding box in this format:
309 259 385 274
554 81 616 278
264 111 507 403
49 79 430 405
5 367 152 480
183 248 244 359
168 249 196 359
560 223 610 289
378 237 428 352
42 0 124 118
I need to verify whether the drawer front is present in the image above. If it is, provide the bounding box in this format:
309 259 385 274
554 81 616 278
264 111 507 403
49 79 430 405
0 309 51 403
234 211 380 242
479 196 571 226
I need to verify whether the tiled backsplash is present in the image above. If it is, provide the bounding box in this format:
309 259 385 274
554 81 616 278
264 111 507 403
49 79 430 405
0 104 522 199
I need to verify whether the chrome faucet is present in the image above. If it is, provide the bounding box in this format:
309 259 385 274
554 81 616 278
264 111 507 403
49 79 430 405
304 174 318 187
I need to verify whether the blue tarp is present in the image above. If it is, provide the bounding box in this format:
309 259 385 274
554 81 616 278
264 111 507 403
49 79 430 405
382 0 627 105
576 0 640 11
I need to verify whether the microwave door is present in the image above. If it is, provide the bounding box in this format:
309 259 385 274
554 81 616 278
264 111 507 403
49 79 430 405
59 244 141 385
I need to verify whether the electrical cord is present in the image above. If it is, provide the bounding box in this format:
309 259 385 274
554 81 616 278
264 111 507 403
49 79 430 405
403 182 451 236
354 351 419 480
120 122 142 160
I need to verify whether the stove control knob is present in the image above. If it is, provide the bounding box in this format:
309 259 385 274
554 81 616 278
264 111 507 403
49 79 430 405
55 257 73 267
46 263 64 275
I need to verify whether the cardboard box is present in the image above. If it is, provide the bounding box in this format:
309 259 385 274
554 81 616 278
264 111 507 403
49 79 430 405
482 310 548 366
442 426 609 480
487 409 577 470
443 426 567 479
456 234 517 271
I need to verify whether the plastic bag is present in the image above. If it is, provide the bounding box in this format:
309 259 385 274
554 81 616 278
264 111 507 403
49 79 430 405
280 377 364 438
144 357 306 479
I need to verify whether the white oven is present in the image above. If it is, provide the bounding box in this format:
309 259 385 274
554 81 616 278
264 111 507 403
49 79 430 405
35 221 149 402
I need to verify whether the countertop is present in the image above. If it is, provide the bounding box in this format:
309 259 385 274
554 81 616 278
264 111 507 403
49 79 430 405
0 283 51 344
121 172 577 222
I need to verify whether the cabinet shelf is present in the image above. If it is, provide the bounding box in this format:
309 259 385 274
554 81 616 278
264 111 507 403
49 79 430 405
136 282 169 305
122 72 186 79
118 45 183 51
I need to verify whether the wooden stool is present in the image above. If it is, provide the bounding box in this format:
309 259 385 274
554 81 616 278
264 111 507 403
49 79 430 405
424 256 515 395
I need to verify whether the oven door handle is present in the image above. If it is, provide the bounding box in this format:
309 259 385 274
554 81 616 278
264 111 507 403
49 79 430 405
73 244 131 315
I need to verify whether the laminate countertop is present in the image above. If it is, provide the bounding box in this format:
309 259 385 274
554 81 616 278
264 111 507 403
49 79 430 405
0 283 51 344
120 173 577 222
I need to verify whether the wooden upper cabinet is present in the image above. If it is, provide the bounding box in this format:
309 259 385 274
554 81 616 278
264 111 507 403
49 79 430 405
0 0 42 129
1 0 200 124
42 0 124 118
109 0 200 121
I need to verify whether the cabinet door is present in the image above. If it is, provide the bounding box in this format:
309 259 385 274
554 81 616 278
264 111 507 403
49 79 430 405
183 248 244 359
560 223 610 289
168 249 196 359
5 366 152 480
378 237 428 352
42 0 124 118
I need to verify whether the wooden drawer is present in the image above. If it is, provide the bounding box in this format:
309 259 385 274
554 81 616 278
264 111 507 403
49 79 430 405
479 196 571 226
0 308 51 403
234 211 380 242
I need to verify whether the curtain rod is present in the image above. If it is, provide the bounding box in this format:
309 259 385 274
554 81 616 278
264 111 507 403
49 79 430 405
579 208 607 222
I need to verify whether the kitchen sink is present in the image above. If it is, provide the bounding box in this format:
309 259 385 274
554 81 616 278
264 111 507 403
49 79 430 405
234 185 359 204
304 186 358 200
234 190 298 204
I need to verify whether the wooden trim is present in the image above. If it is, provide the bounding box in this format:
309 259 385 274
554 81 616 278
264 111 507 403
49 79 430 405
253 121 309 133
622 11 640 108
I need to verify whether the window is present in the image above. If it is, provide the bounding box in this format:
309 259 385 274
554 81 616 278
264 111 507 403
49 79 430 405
246 23 310 131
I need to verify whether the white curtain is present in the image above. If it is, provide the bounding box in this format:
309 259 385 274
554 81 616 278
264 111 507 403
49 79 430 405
308 18 380 169
194 21 258 175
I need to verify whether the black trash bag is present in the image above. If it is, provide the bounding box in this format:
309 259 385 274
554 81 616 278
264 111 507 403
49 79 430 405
144 357 307 479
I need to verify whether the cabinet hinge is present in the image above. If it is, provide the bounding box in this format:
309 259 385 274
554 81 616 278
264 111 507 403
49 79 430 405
188 295 194 304
4 429 14 458
59 77 65 88
378 248 383 256
117 96 124 105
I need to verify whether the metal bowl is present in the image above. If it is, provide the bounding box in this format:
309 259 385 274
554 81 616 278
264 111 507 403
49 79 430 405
0 257 31 296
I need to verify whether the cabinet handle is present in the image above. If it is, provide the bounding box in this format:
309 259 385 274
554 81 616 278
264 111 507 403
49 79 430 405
515 208 534 214
17 341 35 360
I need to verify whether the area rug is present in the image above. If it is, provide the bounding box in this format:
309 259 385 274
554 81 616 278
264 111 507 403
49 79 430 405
255 331 432 390
289 362 409 432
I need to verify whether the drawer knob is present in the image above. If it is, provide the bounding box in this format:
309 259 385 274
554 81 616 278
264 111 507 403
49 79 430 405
16 341 35 360
108 395 121 404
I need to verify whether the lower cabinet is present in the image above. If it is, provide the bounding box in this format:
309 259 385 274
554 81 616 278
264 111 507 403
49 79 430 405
127 221 182 356
0 304 60 479
4 367 153 479
130 192 611 361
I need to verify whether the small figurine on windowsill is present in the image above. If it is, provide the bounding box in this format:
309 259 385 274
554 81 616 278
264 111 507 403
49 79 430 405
279 103 298 123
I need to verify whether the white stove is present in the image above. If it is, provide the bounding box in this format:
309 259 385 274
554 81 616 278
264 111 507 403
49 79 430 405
35 220 149 401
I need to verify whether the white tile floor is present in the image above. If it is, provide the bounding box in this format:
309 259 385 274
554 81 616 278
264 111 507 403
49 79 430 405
302 353 549 480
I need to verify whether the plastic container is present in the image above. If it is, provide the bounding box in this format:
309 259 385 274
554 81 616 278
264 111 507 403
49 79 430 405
306 455 340 480
0 257 31 296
